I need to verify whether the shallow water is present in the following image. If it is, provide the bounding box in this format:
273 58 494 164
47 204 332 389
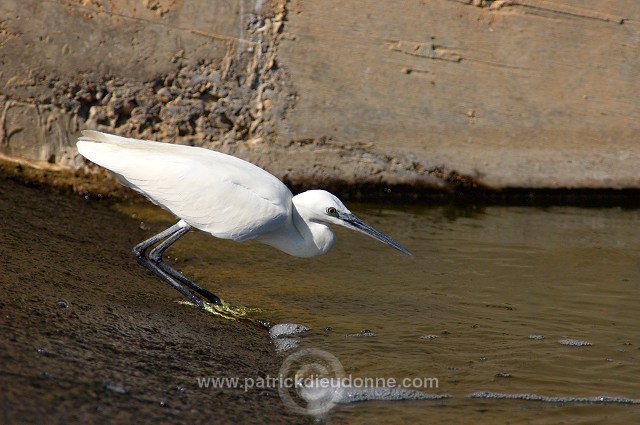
118 202 640 423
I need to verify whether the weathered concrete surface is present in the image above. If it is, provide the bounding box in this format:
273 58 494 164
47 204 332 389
0 0 295 169
0 0 639 192
277 0 640 189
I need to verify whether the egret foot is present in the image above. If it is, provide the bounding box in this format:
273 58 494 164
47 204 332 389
178 298 262 321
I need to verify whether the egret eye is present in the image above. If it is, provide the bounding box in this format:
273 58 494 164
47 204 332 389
326 207 338 215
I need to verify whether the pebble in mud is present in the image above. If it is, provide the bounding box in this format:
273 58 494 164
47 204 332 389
104 383 127 394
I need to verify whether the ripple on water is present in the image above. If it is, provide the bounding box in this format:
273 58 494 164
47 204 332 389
339 387 450 403
468 391 640 405
345 329 377 337
155 204 640 422
558 338 593 347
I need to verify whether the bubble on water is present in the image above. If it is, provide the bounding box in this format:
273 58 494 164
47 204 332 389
468 391 640 405
420 335 439 341
558 338 592 347
270 324 309 353
273 337 299 353
528 334 544 340
269 323 310 339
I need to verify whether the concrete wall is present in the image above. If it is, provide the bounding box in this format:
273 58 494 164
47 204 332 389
1 0 639 191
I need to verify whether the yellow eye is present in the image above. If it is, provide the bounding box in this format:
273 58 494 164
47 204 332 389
326 207 337 215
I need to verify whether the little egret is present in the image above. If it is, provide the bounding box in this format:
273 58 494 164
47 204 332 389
77 131 411 309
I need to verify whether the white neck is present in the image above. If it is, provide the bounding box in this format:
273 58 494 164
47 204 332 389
255 203 336 258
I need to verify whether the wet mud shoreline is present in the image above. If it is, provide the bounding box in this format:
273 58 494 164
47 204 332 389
0 176 310 424
5 157 640 208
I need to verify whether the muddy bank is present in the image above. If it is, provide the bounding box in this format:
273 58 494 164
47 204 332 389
5 155 640 207
0 176 311 424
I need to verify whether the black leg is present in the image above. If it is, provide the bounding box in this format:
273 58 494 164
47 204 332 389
133 220 221 307
148 225 221 305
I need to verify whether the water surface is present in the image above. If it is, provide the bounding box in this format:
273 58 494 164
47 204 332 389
119 202 640 423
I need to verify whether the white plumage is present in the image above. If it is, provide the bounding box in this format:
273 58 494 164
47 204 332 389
77 130 291 242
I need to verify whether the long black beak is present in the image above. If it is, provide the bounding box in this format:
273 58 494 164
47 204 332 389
339 213 412 256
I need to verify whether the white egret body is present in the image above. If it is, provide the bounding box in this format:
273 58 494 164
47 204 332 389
77 131 410 308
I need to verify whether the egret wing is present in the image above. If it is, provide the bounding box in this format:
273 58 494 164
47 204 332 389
77 131 292 241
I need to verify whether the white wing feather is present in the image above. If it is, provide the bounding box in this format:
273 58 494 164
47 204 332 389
77 131 292 241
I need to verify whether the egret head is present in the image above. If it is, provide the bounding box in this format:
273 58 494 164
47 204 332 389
293 190 412 256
